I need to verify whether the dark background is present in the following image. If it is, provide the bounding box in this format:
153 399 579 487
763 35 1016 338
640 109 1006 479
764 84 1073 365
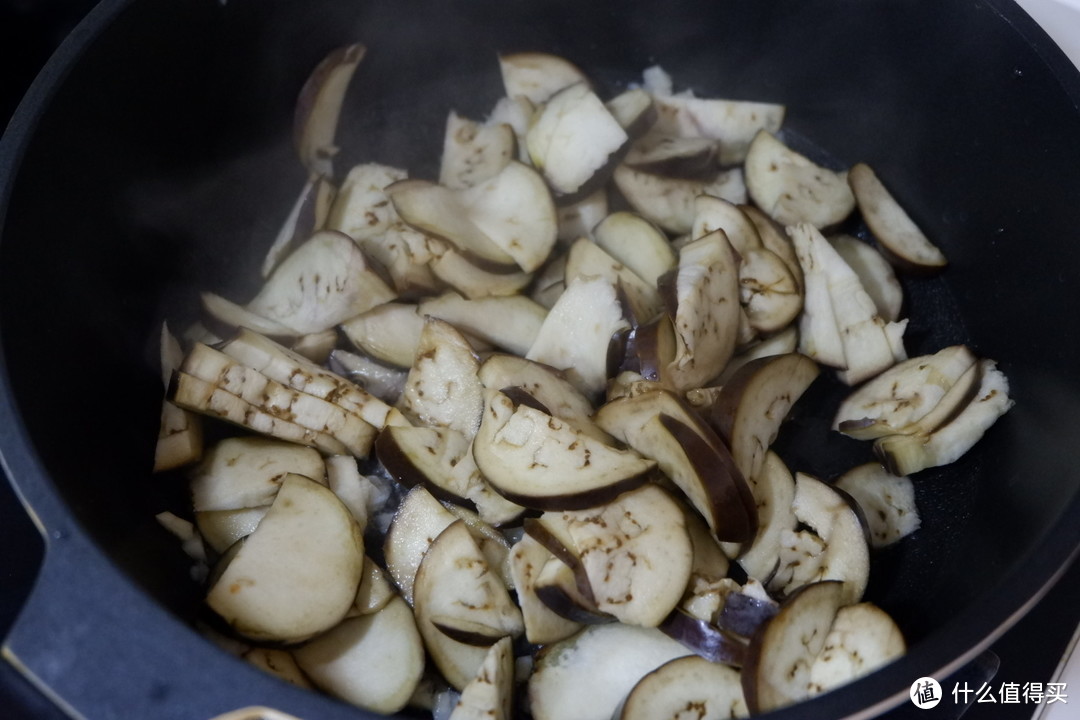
0 1 1077 719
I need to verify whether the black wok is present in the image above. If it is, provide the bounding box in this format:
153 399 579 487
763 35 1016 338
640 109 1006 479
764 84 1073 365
1 0 1079 718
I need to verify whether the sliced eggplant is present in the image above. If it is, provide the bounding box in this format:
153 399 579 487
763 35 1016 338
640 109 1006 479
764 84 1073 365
351 556 397 616
477 353 608 442
325 163 408 242
399 317 485 439
293 595 425 714
555 483 694 627
498 51 590 105
556 188 608 243
769 474 870 605
327 349 408 404
612 165 747 235
528 623 693 720
525 274 631 398
605 87 658 140
734 451 798 582
293 43 365 177
829 234 904 322
874 359 1013 475
447 636 515 720
834 462 921 549
744 130 855 229
247 230 396 335
526 82 629 203
849 162 947 271
418 292 548 357
412 520 523 689
190 436 325 513
790 222 907 385
472 389 654 511
657 609 747 667
199 291 299 343
440 111 516 190
666 229 742 391
382 485 459 606
206 474 365 644
741 580 845 714
564 237 664 325
591 211 677 288
429 248 535 299
243 648 313 690
509 533 585 644
261 176 336 279
376 424 526 526
594 390 756 543
618 654 748 720
649 92 786 166
169 372 349 456
833 345 979 439
339 302 425 369
624 134 718 179
702 352 820 482
806 602 906 696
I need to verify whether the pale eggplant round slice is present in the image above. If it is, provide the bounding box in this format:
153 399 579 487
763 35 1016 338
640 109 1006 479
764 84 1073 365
618 654 748 720
527 623 693 720
205 474 365 644
806 602 906 696
447 635 515 720
741 580 845 714
293 595 425 715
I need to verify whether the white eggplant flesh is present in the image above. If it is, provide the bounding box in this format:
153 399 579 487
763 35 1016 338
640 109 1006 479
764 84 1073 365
744 130 855 229
376 424 526 527
418 292 548 358
413 521 524 690
477 353 609 443
350 556 396 616
624 133 718 178
429 248 534 300
200 291 298 342
382 485 459 606
874 360 1013 476
293 43 364 177
498 51 590 105
591 211 677 288
190 436 324 513
179 343 378 457
612 165 747 236
247 230 396 335
339 302 425 369
667 230 742 391
459 160 558 272
386 179 519 270
618 655 748 720
807 602 906 696
528 623 693 720
605 87 658 139
829 234 904 321
526 82 629 201
448 636 515 720
649 92 785 167
739 247 802 334
770 473 870 605
206 474 365 644
472 389 654 511
849 162 947 271
741 580 845 714
196 507 268 555
169 372 349 456
440 111 515 190
554 484 694 627
833 345 978 439
691 195 762 253
326 163 408 241
556 188 609 242
736 451 798 582
327 349 408 405
509 533 585 644
790 222 907 384
834 462 921 548
218 329 407 430
564 237 663 325
400 318 485 440
293 595 425 714
525 274 631 398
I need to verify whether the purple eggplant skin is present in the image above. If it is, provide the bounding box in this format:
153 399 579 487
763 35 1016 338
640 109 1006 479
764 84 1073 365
658 608 747 667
